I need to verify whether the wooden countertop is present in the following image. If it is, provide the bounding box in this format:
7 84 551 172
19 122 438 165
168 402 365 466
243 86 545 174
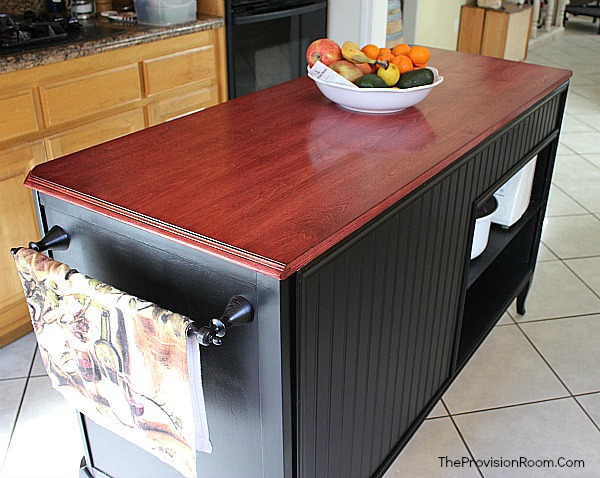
25 49 571 280
0 15 223 74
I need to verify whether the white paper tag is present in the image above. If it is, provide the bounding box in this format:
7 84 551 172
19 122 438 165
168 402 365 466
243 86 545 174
309 61 359 88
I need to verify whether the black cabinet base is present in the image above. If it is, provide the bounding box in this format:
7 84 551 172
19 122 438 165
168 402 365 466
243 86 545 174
517 279 532 315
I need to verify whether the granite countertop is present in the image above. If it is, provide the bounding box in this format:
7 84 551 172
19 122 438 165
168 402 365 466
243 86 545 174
0 14 223 74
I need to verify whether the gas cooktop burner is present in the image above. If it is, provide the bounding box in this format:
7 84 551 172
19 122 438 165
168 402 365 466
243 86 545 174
0 12 80 49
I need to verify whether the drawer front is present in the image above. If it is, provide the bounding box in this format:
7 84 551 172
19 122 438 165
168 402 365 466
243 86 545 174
147 85 218 125
40 64 142 127
143 44 216 97
45 108 145 159
0 90 39 142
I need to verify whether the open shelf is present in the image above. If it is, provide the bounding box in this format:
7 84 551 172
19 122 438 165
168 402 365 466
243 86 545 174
467 202 542 288
457 214 539 367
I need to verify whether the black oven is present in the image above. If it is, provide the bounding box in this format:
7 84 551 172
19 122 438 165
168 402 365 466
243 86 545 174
225 0 327 99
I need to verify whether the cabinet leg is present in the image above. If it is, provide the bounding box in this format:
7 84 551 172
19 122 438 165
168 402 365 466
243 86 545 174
516 281 531 315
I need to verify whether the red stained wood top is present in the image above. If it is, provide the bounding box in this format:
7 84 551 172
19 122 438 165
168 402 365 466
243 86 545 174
25 49 571 280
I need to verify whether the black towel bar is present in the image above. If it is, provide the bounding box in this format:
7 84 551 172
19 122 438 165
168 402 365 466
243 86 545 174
12 226 254 347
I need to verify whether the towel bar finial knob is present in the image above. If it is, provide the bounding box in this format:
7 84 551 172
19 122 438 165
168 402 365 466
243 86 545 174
188 295 254 347
28 225 70 253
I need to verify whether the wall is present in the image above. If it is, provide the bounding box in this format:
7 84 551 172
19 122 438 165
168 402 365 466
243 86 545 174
328 0 468 51
327 0 387 47
404 0 470 49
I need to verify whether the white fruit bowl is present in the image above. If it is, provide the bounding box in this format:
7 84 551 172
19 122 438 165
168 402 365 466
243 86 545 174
308 66 444 114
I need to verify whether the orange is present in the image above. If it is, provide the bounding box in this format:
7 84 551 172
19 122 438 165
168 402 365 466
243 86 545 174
408 45 430 67
390 54 413 74
376 50 394 68
361 44 380 60
391 43 411 56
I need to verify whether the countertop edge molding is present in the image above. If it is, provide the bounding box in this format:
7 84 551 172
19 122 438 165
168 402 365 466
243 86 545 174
25 175 288 279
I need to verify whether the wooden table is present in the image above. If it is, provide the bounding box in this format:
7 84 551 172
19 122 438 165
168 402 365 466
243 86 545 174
24 49 571 478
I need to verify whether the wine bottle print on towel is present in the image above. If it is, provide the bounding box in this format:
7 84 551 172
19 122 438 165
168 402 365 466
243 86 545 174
12 247 206 478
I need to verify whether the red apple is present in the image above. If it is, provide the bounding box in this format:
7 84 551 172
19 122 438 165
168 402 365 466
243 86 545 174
306 39 342 67
355 62 373 75
329 60 364 83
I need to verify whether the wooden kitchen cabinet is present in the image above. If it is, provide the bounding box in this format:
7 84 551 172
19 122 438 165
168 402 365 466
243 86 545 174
147 87 218 125
44 109 146 160
0 141 47 347
39 64 142 127
142 45 217 97
0 90 40 142
458 3 533 61
0 27 227 346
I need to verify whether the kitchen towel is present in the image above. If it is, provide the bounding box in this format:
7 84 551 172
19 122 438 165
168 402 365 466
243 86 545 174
12 247 211 478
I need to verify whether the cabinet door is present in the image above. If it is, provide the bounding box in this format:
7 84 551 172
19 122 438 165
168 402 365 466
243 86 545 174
147 86 218 125
296 178 471 478
45 108 145 159
0 141 46 346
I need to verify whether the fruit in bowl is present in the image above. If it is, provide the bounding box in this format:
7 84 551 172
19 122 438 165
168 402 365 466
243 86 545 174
329 60 364 83
307 39 436 88
306 39 443 113
306 38 342 67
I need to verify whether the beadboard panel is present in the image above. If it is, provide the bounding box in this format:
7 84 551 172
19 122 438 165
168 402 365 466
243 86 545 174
296 178 472 478
294 88 565 478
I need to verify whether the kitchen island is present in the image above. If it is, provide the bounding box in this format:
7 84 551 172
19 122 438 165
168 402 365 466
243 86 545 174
23 49 570 477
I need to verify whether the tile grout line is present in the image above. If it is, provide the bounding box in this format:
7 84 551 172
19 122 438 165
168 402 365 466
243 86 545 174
0 345 38 476
562 260 600 301
441 400 486 478
529 237 600 304
443 395 575 419
576 153 600 172
573 396 600 434
550 180 598 216
513 321 576 396
512 311 600 326
513 321 600 433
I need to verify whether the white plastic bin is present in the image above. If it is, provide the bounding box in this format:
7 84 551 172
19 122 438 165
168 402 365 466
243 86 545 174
492 156 537 227
134 0 196 26
471 196 498 260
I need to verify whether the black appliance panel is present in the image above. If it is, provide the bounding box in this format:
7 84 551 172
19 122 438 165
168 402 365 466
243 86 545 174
0 11 126 54
226 0 326 98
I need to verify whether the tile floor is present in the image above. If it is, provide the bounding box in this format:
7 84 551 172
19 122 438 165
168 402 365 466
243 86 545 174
1 16 599 478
